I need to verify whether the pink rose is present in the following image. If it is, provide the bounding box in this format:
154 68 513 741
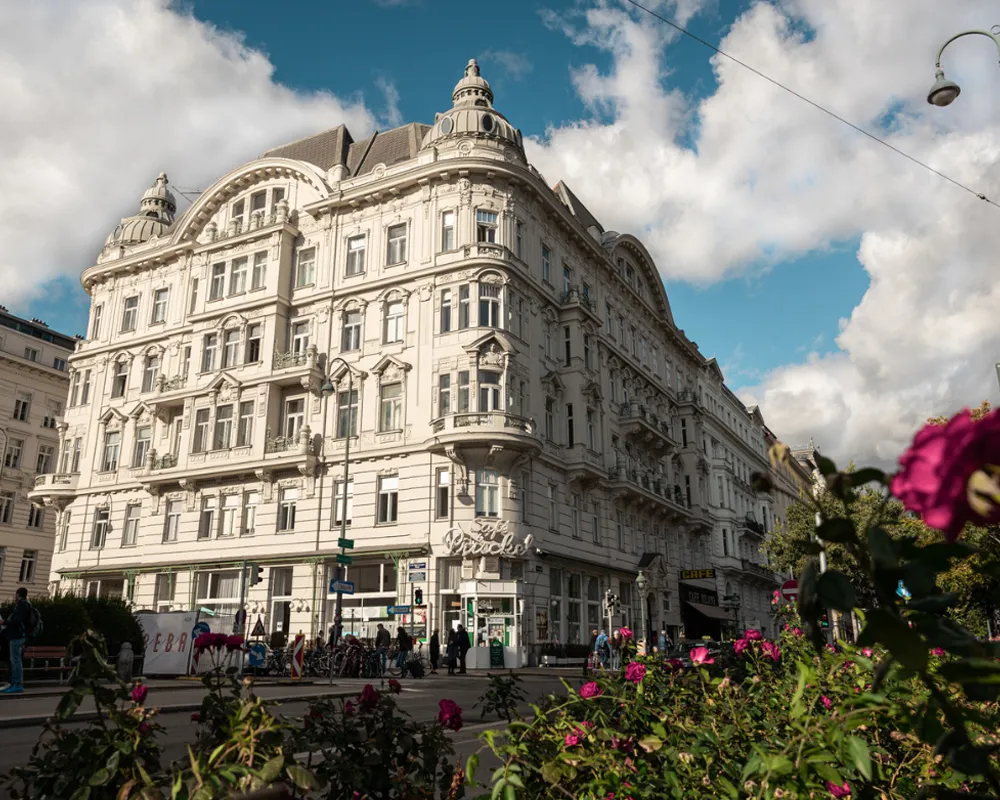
193 633 214 653
744 629 762 641
619 627 633 640
772 590 780 604
624 662 646 684
225 635 245 651
761 642 780 662
564 734 580 747
792 627 804 638
733 638 750 655
891 409 1000 541
343 700 355 715
826 780 851 798
438 698 463 731
579 681 602 699
861 648 873 657
138 722 151 734
664 658 684 672
820 695 832 710
130 684 148 705
690 646 714 666
388 679 402 694
932 647 947 657
359 684 379 711
190 712 201 722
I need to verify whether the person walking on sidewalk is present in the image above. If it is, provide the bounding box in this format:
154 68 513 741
446 629 459 676
584 628 598 676
374 623 390 675
456 624 470 674
429 629 440 674
1 587 33 694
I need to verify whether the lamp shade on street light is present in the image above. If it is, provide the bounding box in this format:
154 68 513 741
636 570 647 593
927 70 961 106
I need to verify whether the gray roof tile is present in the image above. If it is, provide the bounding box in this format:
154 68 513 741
263 125 354 172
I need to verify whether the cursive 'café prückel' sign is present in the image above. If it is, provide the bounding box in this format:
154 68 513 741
442 519 533 558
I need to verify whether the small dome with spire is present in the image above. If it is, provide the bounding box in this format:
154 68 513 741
105 172 177 248
421 59 523 153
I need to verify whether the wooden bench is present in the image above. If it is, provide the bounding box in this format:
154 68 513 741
23 646 72 684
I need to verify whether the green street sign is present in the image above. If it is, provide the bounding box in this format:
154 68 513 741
336 554 353 565
337 538 355 549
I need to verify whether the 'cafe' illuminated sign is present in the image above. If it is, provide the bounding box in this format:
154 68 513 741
442 519 533 558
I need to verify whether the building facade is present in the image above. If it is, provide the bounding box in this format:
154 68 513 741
0 309 75 598
34 59 785 660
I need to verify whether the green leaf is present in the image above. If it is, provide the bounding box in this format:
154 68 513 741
847 468 886 487
816 518 856 544
846 736 872 781
504 784 517 800
907 593 959 613
867 526 897 569
88 769 111 787
258 755 283 784
285 765 318 791
55 691 82 721
817 570 858 612
540 761 562 783
937 658 1000 685
815 452 837 476
638 736 663 752
858 609 928 672
466 752 480 783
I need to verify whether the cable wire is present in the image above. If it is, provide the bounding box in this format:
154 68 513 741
622 0 1000 210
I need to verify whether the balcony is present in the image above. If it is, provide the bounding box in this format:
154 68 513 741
742 515 766 536
676 390 700 408
742 559 781 584
428 412 540 473
606 461 691 517
563 444 606 484
28 472 79 506
559 286 600 321
617 402 676 453
271 344 322 389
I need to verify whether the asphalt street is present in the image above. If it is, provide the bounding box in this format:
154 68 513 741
0 672 573 781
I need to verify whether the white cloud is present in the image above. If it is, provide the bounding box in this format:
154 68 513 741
527 0 1000 468
480 49 534 82
376 77 404 127
0 0 376 306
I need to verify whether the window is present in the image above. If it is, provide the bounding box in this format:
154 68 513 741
564 325 572 367
69 373 80 407
545 398 554 441
377 476 398 523
242 491 259 535
435 469 450 518
150 288 169 324
630 326 638 358
138 354 159 393
53 357 67 371
291 322 310 355
19 550 37 582
386 224 407 264
28 505 43 529
478 282 501 327
475 470 499 517
122 503 140 546
101 431 120 471
476 210 497 243
23 347 38 362
380 383 402 431
219 494 239 537
457 371 470 412
91 304 103 339
275 487 297 531
284 398 305 439
91 508 110 549
245 324 262 363
458 285 470 328
189 278 199 313
12 392 30 421
163 499 181 542
618 314 625 343
251 251 268 289
571 495 580 539
333 480 353 526
0 492 12 524
542 244 551 282
121 296 139 331
346 235 366 275
132 426 152 467
543 322 552 358
192 409 210 453
337 390 358 438
584 335 592 370
586 410 595 450
548 484 558 529
231 199 246 231
209 263 226 300
237 401 254 446
641 337 648 365
4 438 22 469
201 334 218 372
250 190 266 215
515 220 524 259
342 310 361 351
213 405 233 450
181 348 190 380
154 573 176 609
112 360 129 398
478 371 501 411
294 247 316 287
592 502 601 543
222 329 240 368
70 438 82 473
384 301 404 343
566 403 575 447
58 511 72 551
199 496 217 539
440 289 452 332
438 374 451 414
441 210 455 251
270 187 285 213
562 264 571 295
229 257 248 295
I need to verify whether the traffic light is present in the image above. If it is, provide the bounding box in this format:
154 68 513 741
248 563 264 586
819 612 830 629
414 588 424 606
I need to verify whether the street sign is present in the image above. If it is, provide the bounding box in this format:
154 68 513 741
409 561 427 570
192 621 211 636
337 538 355 549
387 605 411 615
248 642 267 668
780 579 799 603
408 571 426 582
330 579 355 595
680 569 716 581
250 617 266 638
336 554 353 565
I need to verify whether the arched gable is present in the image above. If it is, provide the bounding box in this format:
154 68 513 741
170 158 332 244
607 234 676 326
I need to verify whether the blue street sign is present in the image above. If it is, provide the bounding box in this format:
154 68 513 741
192 621 211 636
330 579 355 595
408 572 426 583
896 580 911 600
248 642 267 668
387 605 411 615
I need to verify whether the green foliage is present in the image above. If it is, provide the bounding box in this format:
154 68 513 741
0 595 145 656
474 672 527 722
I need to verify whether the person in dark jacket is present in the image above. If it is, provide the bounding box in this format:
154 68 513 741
446 629 459 675
456 624 470 674
429 629 440 674
374 623 390 674
395 626 412 670
1 588 31 694
584 628 598 676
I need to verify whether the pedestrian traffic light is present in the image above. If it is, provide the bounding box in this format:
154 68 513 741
248 563 264 586
414 588 423 606
819 612 830 628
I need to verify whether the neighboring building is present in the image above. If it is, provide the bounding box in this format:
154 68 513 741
0 308 76 598
34 58 783 660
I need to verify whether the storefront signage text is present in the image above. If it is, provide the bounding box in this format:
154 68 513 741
680 569 716 581
443 519 533 558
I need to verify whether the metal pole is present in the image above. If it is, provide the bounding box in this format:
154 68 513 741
236 560 248 676
815 510 834 644
409 580 415 641
333 368 352 648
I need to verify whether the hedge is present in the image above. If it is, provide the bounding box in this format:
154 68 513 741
0 595 145 656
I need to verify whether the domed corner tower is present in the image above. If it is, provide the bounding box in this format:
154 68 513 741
99 172 177 261
420 58 526 160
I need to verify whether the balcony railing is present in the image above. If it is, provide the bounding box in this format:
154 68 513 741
677 390 698 404
154 454 178 470
33 472 77 488
606 463 691 509
560 286 597 313
743 516 766 536
159 375 186 392
431 412 536 436
265 436 298 454
273 350 310 369
204 210 286 243
742 559 779 581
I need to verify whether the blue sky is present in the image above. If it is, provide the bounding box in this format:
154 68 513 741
17 0 868 391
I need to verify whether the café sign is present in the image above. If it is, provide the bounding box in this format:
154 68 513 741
680 569 716 581
443 519 533 558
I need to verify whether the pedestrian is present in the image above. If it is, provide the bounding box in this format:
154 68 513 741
395 626 412 671
595 629 610 668
456 624 470 674
1 587 34 694
657 629 668 655
610 630 622 671
429 629 440 674
446 629 459 675
374 623 390 674
584 628 598 675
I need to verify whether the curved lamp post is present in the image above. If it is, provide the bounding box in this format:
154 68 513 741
928 25 1000 106
636 569 648 648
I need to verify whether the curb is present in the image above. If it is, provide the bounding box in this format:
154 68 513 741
11 679 323 699
0 689 354 729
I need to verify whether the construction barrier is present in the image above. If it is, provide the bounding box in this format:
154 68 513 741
291 633 305 680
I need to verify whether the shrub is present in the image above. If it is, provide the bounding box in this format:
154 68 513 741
0 595 144 658
79 596 144 656
0 595 90 650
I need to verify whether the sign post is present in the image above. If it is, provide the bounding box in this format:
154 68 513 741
291 633 305 680
780 580 799 604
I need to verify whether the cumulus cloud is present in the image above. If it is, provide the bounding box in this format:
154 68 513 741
0 0 376 306
479 49 534 82
527 0 1000 467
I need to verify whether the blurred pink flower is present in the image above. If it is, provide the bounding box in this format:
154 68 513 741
792 627 804 637
820 695 832 710
932 647 947 657
619 627 633 640
564 733 581 747
733 638 750 655
761 642 780 662
690 646 714 666
861 648 873 657
579 681 602 698
130 684 148 705
438 698 463 731
826 780 851 798
624 662 646 684
744 629 762 641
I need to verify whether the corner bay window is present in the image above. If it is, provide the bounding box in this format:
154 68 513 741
475 470 499 517
478 371 501 412
436 469 450 518
284 398 305 440
441 210 455 251
478 283 501 328
476 210 497 243
294 247 316 288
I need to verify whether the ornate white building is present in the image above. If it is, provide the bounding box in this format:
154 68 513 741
34 59 785 662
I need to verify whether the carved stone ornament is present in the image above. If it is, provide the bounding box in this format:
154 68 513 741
479 343 504 367
381 364 403 383
418 283 433 302
458 142 473 158
457 177 472 194
373 164 387 179
442 519 533 559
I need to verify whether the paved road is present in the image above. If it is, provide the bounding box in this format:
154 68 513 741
0 673 572 779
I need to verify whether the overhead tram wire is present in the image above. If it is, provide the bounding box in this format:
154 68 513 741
622 0 1000 212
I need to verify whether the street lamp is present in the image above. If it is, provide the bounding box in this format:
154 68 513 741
635 569 647 648
722 593 741 640
927 25 1000 106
